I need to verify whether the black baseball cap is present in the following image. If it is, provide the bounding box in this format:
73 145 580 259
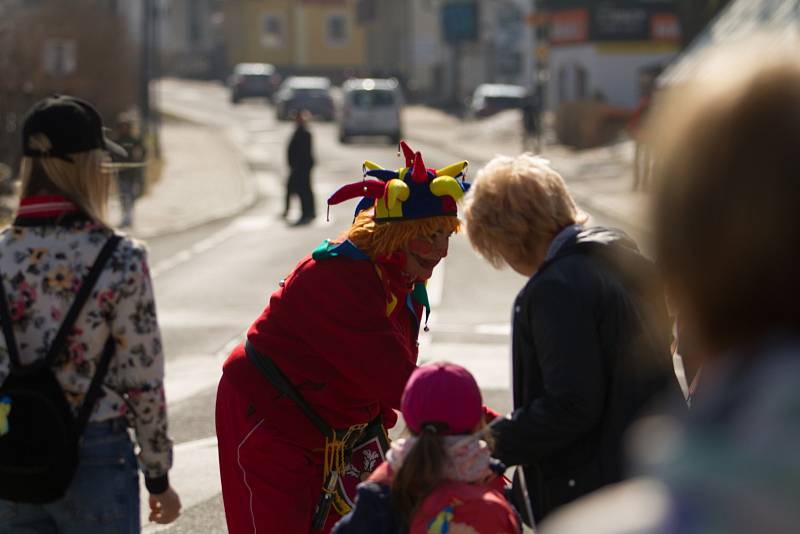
21 95 127 162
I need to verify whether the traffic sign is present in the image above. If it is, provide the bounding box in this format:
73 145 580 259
441 1 479 43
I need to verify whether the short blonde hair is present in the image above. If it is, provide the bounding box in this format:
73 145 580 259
463 154 584 268
650 38 800 350
345 210 460 260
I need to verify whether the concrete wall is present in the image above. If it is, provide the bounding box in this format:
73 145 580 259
407 0 444 99
223 0 364 74
547 43 677 109
160 0 222 77
303 0 365 68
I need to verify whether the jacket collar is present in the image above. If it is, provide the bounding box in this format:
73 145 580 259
544 224 583 262
534 226 641 279
13 195 92 227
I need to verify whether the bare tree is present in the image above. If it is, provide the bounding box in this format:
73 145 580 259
0 0 137 168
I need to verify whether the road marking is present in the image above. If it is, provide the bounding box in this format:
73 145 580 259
427 257 445 308
141 436 222 532
164 331 245 405
150 215 276 279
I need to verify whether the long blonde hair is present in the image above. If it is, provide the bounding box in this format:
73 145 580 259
18 133 112 228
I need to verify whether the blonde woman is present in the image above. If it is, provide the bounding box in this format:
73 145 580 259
462 154 678 523
0 95 180 532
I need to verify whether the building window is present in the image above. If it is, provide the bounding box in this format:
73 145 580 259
261 12 285 48
326 13 348 47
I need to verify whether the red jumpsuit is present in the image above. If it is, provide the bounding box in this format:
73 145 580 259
216 241 422 533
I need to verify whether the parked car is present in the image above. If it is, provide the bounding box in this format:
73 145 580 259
469 83 526 117
338 78 403 144
274 76 335 121
228 63 280 103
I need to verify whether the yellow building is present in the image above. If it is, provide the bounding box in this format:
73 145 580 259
222 0 366 77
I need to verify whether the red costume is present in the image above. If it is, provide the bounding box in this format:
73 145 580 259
216 242 423 533
217 142 471 533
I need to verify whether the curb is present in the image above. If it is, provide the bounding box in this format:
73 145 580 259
130 172 264 241
126 111 265 240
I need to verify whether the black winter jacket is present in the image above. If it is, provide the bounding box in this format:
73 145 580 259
492 227 680 522
287 125 314 171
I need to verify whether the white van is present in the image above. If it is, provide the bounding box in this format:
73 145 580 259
339 78 403 144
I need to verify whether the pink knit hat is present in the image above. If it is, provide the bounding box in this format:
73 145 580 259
401 362 482 435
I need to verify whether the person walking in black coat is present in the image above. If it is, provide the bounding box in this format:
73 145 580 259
112 115 146 228
463 154 680 524
521 91 541 152
284 110 316 225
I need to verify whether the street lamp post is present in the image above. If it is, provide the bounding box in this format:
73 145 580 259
529 0 547 150
139 0 161 158
139 0 153 138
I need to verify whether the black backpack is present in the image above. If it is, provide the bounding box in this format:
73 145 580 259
0 234 121 504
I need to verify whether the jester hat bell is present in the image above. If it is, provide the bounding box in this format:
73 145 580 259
327 141 470 222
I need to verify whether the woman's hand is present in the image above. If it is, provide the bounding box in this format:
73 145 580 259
149 485 182 524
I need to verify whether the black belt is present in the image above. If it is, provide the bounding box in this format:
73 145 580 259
244 341 382 529
244 341 381 448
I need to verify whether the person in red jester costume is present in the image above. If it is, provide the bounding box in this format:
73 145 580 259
215 142 474 533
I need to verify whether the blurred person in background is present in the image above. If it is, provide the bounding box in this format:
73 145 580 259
462 154 679 525
540 39 800 534
216 143 473 533
0 95 180 532
111 114 146 228
333 362 520 534
521 90 541 152
665 289 705 408
283 109 316 226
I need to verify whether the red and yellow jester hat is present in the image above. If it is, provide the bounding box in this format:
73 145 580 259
327 141 470 222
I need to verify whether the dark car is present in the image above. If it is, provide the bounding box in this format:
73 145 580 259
274 76 335 121
469 83 526 118
229 63 280 104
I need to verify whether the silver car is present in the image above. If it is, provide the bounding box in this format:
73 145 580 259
338 78 403 144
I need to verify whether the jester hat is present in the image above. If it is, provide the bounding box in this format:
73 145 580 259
327 141 470 222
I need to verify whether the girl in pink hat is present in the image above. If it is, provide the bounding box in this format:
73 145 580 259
333 362 521 534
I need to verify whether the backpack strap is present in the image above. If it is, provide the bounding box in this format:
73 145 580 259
43 234 122 367
0 234 122 434
0 270 20 367
244 340 333 437
74 335 116 436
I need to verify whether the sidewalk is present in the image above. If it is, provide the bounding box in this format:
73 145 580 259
110 118 258 239
0 117 257 239
403 105 649 238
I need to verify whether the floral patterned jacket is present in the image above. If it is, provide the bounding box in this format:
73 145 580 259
0 196 173 492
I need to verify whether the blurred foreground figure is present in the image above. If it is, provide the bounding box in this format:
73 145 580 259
463 154 678 524
541 39 800 534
